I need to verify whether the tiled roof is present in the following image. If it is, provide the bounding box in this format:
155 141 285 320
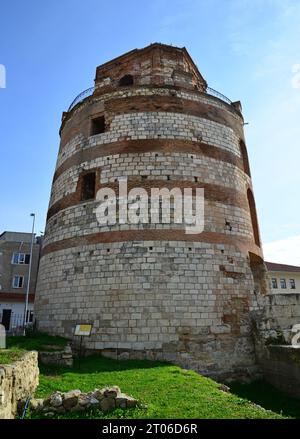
265 261 300 273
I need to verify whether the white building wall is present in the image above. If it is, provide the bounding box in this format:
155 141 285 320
0 301 34 328
269 271 300 294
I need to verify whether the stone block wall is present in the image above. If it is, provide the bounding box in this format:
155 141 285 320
251 293 300 391
253 293 300 344
259 345 300 399
0 351 39 419
39 344 73 367
49 149 250 210
36 240 259 380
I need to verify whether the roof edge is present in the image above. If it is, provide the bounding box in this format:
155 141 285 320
265 261 300 272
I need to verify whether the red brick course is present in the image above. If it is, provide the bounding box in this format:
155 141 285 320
54 138 245 183
41 229 262 259
47 178 249 221
60 93 244 150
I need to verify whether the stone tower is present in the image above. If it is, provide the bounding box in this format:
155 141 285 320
35 43 267 379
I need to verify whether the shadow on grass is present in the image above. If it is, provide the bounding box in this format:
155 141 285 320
230 380 300 419
39 354 171 376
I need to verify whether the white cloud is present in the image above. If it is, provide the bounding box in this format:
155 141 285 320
291 63 300 89
263 235 300 266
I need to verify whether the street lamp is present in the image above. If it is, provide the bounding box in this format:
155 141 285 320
23 213 35 335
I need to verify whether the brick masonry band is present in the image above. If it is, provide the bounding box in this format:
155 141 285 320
59 93 244 150
53 139 246 183
41 230 262 258
58 111 242 169
46 179 250 221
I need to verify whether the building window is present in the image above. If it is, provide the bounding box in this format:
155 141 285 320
12 252 30 264
271 278 278 289
12 275 24 288
91 116 105 135
290 279 296 289
119 74 134 86
280 278 287 289
81 172 96 201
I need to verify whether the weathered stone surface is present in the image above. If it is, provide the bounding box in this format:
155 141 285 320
29 398 44 411
62 396 78 410
61 389 81 409
123 395 138 408
70 403 85 412
0 351 39 419
115 394 128 408
50 392 63 407
64 345 72 354
259 345 300 399
100 397 116 412
253 293 300 345
78 394 91 407
64 389 81 399
91 389 105 401
39 344 73 367
89 396 100 407
103 385 120 398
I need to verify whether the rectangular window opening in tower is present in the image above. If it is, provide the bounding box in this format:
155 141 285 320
81 172 96 201
91 116 105 135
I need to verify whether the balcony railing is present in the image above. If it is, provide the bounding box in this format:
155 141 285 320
68 86 95 111
206 86 232 105
67 85 232 112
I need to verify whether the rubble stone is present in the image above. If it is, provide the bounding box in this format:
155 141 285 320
28 387 138 417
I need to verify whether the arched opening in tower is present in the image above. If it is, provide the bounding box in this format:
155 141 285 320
119 74 134 86
247 188 260 247
240 140 251 177
249 252 269 295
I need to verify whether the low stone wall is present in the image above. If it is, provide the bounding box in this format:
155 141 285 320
29 386 138 417
259 345 300 399
0 351 39 419
253 293 300 343
251 293 300 396
39 344 73 367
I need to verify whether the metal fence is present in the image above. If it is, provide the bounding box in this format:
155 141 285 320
0 313 33 335
67 84 233 112
3 313 24 335
206 86 232 105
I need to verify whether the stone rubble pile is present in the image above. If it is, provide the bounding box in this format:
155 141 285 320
28 386 138 416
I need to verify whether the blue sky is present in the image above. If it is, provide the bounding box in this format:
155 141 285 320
0 0 299 263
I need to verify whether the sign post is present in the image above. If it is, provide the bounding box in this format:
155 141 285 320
74 324 93 369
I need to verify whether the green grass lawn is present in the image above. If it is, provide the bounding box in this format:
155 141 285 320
28 355 287 419
0 347 26 364
4 334 299 419
0 332 68 364
7 331 68 352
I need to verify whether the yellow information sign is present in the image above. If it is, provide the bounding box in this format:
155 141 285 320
74 324 92 337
